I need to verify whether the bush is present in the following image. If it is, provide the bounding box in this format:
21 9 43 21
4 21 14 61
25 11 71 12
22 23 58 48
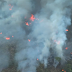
55 57 61 62
63 60 72 72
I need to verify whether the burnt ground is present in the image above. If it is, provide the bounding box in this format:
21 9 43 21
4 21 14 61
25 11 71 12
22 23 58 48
1 15 72 72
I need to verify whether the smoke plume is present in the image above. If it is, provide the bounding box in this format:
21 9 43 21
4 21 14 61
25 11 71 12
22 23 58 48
0 0 72 72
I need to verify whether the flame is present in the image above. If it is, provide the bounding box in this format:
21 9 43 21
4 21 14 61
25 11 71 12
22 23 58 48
54 40 60 44
9 8 12 10
9 5 13 10
64 71 66 72
66 29 68 31
30 14 35 21
62 69 64 71
6 37 10 40
65 47 68 50
28 39 30 42
12 36 14 37
71 52 72 54
37 59 38 60
0 32 2 34
25 22 29 26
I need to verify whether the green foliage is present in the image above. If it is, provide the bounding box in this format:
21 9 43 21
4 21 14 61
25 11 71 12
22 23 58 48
55 57 61 61
63 60 72 72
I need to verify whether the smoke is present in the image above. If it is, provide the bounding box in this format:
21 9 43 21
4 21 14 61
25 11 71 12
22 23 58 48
0 0 72 72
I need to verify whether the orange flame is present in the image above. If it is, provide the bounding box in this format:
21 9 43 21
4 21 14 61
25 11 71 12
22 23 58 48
9 8 12 10
54 40 60 44
62 69 64 71
66 29 68 31
37 59 38 60
71 52 72 54
9 5 13 10
0 32 2 34
6 37 10 40
30 14 35 21
25 22 29 26
65 47 68 50
12 36 14 37
28 39 30 42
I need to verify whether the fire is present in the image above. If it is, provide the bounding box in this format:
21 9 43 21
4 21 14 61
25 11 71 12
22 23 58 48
62 69 66 72
9 8 12 10
62 69 64 71
71 52 72 54
12 36 14 37
25 22 29 26
65 47 68 50
37 59 38 60
30 14 35 21
9 5 13 10
6 37 10 40
28 39 30 42
0 32 2 34
66 29 68 31
54 40 60 44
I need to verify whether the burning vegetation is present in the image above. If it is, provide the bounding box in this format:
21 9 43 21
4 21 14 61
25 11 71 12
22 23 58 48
0 0 72 72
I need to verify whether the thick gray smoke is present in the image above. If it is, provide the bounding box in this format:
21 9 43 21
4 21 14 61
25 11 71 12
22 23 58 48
0 0 72 72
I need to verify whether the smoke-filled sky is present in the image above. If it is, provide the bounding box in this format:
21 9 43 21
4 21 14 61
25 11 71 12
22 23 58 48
0 0 72 72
